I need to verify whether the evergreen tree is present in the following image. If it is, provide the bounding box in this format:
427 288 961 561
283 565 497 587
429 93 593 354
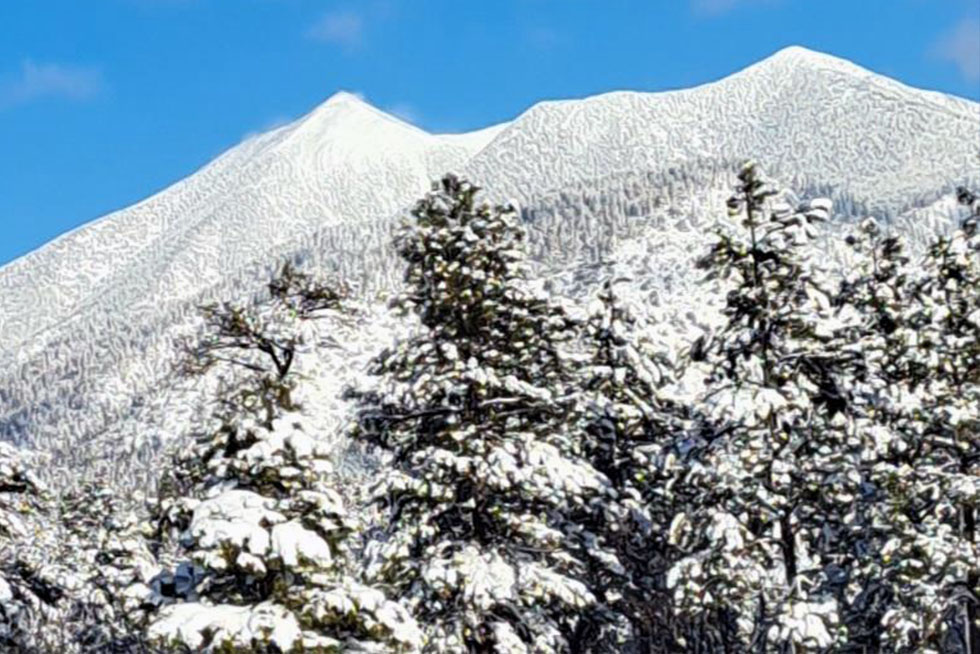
833 190 979 652
0 443 63 652
666 162 857 650
141 266 415 653
576 280 696 652
145 412 419 653
350 174 618 652
827 216 917 650
58 482 163 653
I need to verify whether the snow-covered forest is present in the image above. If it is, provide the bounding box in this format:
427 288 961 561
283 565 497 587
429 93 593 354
2 165 977 653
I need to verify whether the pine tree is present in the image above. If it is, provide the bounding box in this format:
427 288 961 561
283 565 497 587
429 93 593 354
141 266 415 653
58 482 163 653
576 279 696 652
825 216 918 650
666 162 858 650
834 190 979 652
0 443 63 652
350 174 617 652
144 412 420 653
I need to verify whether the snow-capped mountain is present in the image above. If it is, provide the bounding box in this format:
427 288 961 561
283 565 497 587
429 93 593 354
466 46 978 212
0 91 496 355
0 46 977 490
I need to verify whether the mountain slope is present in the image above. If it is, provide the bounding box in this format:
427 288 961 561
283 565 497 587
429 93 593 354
0 92 484 357
464 47 978 212
0 47 977 491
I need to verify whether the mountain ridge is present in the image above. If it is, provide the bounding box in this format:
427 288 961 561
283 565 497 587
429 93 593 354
0 45 977 486
462 46 978 209
2 45 975 284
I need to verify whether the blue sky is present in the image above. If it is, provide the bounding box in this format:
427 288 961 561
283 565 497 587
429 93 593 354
1 0 978 266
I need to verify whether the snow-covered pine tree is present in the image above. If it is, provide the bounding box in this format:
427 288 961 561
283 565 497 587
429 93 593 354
0 443 63 652
158 261 354 518
576 279 696 652
824 215 921 650
350 174 618 652
57 482 163 653
144 412 420 653
665 162 861 650
141 266 417 653
834 189 979 652
948 187 980 654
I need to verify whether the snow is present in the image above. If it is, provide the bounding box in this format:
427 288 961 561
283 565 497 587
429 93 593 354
270 520 332 567
0 90 480 359
435 121 510 154
188 490 284 560
148 602 304 652
0 47 977 651
463 46 978 214
421 546 517 610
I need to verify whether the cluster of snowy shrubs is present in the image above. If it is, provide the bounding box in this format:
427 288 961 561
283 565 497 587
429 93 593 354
1 166 977 652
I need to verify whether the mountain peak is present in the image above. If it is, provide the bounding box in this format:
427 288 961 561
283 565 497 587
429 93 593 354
769 45 832 61
297 90 426 136
321 90 372 108
752 45 869 76
280 90 427 144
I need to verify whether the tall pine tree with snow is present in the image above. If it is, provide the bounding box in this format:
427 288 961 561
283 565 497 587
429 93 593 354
831 188 979 652
576 279 697 652
350 174 619 652
141 266 417 653
826 215 919 650
665 162 863 650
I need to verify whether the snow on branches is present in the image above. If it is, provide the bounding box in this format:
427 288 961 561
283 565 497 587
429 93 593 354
2 167 975 654
350 174 618 652
0 444 64 652
668 162 860 650
143 264 416 653
830 189 979 652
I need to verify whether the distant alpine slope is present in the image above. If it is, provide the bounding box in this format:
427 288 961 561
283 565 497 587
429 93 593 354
465 46 978 211
0 46 977 486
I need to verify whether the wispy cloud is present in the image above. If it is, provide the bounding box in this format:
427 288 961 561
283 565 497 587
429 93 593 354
930 17 980 82
0 60 103 110
384 102 420 124
691 0 776 16
242 115 294 141
307 9 365 51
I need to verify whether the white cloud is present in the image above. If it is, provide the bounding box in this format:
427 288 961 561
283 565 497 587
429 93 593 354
0 60 103 110
307 9 365 50
384 102 419 124
931 17 980 82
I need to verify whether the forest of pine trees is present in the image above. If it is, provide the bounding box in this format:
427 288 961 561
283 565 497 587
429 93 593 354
0 164 977 653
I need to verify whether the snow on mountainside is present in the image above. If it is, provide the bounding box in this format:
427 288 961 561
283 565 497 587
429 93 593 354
0 46 977 491
464 46 978 212
0 92 485 356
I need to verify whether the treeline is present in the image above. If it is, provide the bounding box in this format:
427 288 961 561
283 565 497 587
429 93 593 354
1 165 977 653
